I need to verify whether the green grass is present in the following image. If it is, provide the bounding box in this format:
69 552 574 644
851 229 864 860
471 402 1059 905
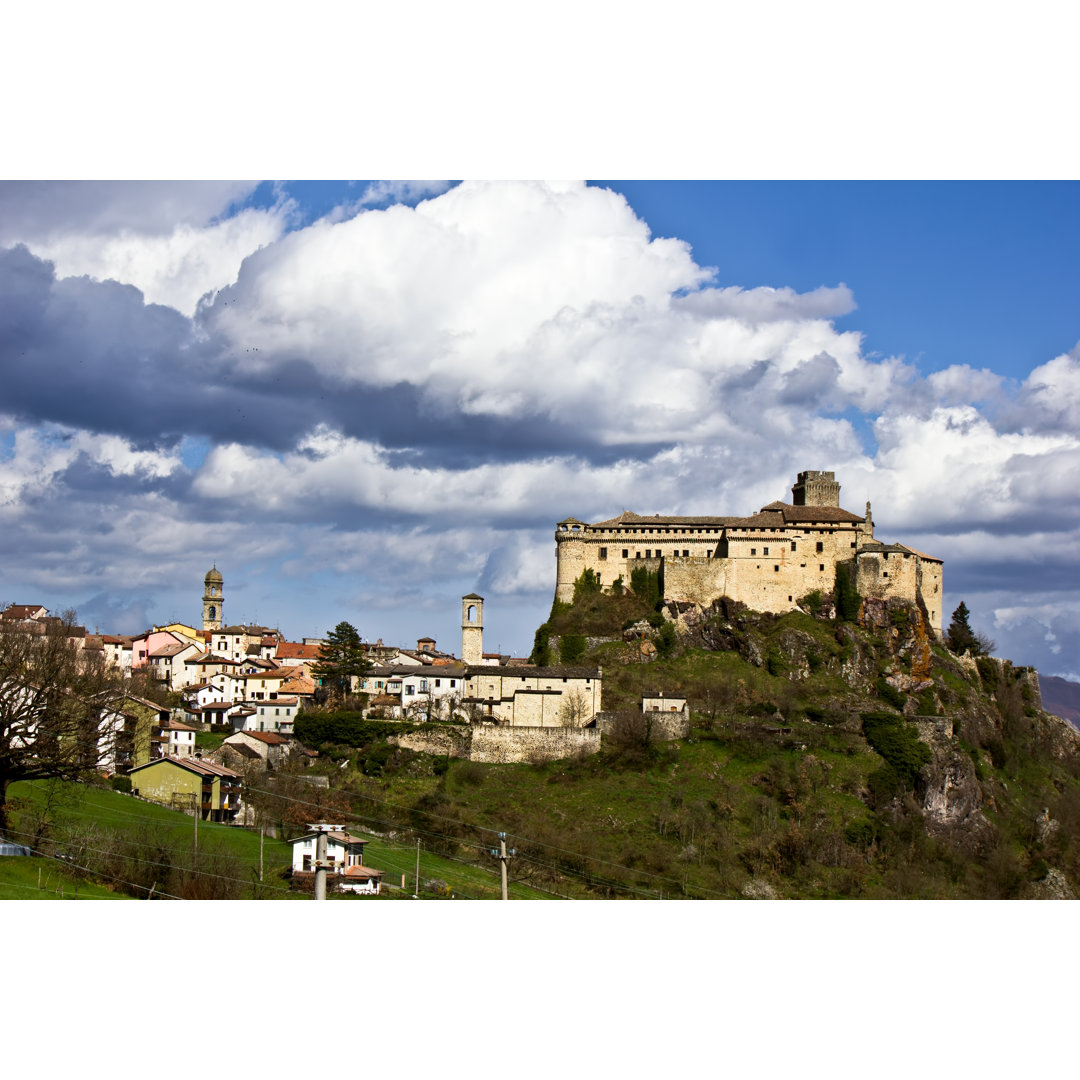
0 857 132 900
2 779 554 900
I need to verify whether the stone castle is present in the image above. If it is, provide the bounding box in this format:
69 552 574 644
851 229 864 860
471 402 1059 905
555 470 944 634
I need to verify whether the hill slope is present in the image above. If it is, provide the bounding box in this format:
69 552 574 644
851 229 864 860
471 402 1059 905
320 588 1080 899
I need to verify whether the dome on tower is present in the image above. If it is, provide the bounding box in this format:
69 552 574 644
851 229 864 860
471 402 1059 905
205 566 223 585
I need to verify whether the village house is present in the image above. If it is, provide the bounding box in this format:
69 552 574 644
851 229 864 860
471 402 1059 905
288 825 384 894
128 755 242 821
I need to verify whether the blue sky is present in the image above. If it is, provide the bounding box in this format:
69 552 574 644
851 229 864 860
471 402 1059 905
1 179 1078 680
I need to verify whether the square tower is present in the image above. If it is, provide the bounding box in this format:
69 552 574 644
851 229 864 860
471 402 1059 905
461 594 483 666
792 470 840 507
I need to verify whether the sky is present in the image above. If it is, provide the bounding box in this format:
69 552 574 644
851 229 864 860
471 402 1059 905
1 178 1079 678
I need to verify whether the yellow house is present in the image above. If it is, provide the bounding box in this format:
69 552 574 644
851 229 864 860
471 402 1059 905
128 756 242 821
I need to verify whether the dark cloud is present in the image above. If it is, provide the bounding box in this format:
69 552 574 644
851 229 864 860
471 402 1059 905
0 182 257 244
0 246 668 468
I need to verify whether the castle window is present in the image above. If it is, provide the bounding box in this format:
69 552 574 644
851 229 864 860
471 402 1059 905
851 542 856 548
599 547 608 559
636 552 641 559
683 550 689 557
774 565 780 572
622 549 628 558
791 542 796 551
763 547 769 555
819 564 825 571
883 572 888 578
750 548 756 556
816 541 824 553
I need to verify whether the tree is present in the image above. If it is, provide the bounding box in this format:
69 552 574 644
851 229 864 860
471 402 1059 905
946 601 993 656
311 621 371 702
0 608 122 834
834 562 861 622
559 688 592 728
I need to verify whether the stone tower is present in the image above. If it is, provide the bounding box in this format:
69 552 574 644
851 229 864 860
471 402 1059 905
461 594 483 666
792 470 841 507
203 566 223 632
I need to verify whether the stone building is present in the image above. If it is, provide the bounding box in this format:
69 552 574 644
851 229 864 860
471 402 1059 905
555 469 944 633
458 595 603 726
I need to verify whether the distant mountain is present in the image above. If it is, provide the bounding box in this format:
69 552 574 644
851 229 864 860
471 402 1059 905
1040 675 1080 730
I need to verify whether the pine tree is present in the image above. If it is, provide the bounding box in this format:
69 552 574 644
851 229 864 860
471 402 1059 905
311 621 371 700
946 602 979 655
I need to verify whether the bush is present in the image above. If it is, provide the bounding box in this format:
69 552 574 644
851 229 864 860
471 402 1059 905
294 712 417 747
630 566 661 609
110 775 132 793
530 623 553 666
655 622 677 658
861 711 932 789
875 677 906 710
560 634 587 664
800 590 824 617
572 568 602 603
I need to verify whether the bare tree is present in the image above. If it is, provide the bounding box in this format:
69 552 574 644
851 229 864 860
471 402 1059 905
0 609 122 833
559 689 592 729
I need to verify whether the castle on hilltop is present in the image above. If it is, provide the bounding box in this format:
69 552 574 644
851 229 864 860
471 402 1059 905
555 470 944 633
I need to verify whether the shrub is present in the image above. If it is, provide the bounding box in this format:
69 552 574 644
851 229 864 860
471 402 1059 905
572 568 602 603
845 819 879 848
875 677 906 710
110 775 132 793
530 623 553 666
630 566 661 609
800 590 824 617
655 621 677 658
560 634 587 663
766 651 786 677
861 711 932 789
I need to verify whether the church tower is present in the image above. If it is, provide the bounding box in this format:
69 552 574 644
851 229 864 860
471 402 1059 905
203 566 223 632
461 594 483 666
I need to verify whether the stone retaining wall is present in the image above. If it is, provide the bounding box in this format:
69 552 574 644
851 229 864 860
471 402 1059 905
389 723 601 764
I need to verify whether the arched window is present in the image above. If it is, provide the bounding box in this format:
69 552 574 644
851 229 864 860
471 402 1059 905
467 605 476 622
208 606 216 619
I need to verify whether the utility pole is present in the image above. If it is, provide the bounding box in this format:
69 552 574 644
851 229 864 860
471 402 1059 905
259 826 264 883
489 832 515 900
313 823 335 901
414 838 421 898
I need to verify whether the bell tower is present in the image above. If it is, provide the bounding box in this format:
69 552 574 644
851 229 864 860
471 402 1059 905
203 566 224 632
461 594 483 666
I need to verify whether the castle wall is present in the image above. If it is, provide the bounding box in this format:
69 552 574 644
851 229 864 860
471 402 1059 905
556 524 726 602
856 551 944 633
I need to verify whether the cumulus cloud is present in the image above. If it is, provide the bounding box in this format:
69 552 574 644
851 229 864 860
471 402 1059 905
0 181 291 315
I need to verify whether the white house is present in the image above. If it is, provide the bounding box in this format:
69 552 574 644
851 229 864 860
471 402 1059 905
239 696 299 735
288 826 382 894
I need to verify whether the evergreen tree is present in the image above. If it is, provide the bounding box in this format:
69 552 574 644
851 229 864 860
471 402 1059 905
946 602 983 655
312 621 371 699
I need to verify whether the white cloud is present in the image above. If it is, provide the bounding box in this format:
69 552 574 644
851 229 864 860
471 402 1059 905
0 181 293 316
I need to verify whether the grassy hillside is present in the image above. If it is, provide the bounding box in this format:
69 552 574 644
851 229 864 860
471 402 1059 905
289 587 1080 899
1 779 553 900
